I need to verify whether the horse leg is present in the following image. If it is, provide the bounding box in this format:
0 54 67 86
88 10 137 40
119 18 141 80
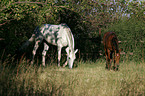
105 48 109 69
110 51 113 69
106 56 109 69
63 47 69 67
57 46 62 67
42 43 49 66
63 59 68 67
31 40 42 64
113 52 116 70
107 49 112 70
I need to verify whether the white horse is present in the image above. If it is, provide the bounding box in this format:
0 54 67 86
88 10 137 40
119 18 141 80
21 23 78 68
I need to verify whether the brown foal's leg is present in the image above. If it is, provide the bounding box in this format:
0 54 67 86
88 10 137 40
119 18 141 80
105 48 109 69
107 49 112 70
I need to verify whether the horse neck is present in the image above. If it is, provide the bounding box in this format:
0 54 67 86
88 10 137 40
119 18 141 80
66 28 75 53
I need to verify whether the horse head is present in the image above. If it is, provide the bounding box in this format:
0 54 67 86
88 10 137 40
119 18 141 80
66 48 78 69
114 49 121 70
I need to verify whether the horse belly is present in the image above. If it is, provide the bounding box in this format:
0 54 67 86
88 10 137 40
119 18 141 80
45 35 67 47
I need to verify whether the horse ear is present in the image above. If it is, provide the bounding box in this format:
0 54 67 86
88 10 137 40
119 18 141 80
75 49 78 54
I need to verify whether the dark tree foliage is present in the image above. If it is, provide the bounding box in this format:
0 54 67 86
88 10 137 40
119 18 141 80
0 0 145 63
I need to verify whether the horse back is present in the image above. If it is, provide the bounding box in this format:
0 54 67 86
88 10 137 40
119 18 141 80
103 32 119 51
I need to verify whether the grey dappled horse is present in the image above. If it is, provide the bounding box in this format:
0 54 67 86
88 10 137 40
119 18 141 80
21 23 78 68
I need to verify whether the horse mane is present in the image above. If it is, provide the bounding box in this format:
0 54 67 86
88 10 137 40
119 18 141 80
66 27 75 50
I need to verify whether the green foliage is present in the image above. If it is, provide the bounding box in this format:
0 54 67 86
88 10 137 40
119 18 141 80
0 0 145 61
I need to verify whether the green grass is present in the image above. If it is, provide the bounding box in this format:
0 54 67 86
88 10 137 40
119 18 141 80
0 59 145 96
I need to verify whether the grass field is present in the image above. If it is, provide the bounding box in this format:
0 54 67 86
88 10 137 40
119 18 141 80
0 59 145 96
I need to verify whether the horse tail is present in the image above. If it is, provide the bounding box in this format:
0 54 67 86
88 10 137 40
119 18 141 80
19 34 35 51
21 26 41 51
19 26 39 51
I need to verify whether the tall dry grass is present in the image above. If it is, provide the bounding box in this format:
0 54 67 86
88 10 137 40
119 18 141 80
0 59 145 96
